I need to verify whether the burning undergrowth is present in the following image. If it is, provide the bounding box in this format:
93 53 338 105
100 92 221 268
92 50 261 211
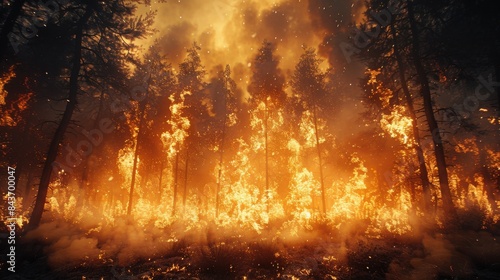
4 209 498 279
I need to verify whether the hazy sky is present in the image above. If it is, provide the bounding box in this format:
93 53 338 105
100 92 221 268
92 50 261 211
138 0 365 82
135 0 367 139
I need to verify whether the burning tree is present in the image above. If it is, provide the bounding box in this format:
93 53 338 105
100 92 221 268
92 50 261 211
125 43 176 216
208 65 238 217
356 0 458 221
175 43 208 214
291 47 329 214
248 40 287 209
25 0 154 230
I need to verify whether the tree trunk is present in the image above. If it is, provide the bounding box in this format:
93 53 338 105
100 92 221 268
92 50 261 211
22 167 33 211
27 3 95 231
172 152 179 215
182 147 189 210
77 89 105 210
0 0 26 61
407 1 456 219
478 142 497 213
264 97 269 210
158 159 164 203
216 82 229 217
127 80 149 216
390 25 432 212
312 105 326 214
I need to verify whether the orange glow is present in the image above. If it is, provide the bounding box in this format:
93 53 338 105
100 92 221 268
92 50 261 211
0 66 33 126
5 2 498 277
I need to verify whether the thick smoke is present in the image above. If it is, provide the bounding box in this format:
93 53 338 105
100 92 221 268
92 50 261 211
140 0 364 86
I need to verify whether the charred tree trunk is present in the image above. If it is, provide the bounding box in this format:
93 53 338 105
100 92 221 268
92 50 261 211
264 97 269 210
22 167 33 211
172 152 179 215
312 104 326 214
479 142 498 213
127 80 150 216
216 128 225 217
0 0 26 62
407 1 456 219
77 89 105 210
182 147 189 210
216 80 229 217
158 159 164 203
390 25 432 212
27 3 95 231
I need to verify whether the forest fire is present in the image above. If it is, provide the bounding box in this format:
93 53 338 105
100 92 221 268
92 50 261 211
1 0 500 279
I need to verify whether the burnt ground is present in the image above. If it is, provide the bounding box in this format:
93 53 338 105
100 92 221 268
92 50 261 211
2 220 500 280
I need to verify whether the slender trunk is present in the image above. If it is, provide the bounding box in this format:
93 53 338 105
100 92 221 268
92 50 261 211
0 0 26 61
216 84 229 217
182 147 189 209
77 89 105 209
22 168 33 211
158 159 164 203
216 142 224 217
127 81 149 216
172 152 179 215
27 3 95 231
407 1 456 218
312 105 326 214
391 25 432 211
264 97 270 211
479 142 497 212
77 161 89 208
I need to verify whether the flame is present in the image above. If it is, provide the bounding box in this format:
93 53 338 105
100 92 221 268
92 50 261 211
366 68 393 109
0 66 15 105
380 105 413 147
25 64 497 272
0 66 33 126
117 143 140 191
448 138 500 224
284 138 320 235
161 91 191 158
299 110 326 148
328 155 368 223
215 100 287 232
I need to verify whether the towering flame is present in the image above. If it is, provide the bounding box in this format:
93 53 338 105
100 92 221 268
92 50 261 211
161 91 192 159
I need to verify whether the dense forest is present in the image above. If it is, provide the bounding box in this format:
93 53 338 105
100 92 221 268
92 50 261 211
1 0 499 279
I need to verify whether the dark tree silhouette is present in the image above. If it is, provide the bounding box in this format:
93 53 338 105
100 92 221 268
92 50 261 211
27 0 152 230
173 43 207 215
248 41 286 207
213 65 237 217
291 48 328 214
358 0 458 220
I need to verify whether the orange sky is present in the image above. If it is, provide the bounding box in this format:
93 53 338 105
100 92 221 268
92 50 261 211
138 0 364 85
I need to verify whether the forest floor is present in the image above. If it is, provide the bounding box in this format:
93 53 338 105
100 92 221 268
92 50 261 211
2 220 500 280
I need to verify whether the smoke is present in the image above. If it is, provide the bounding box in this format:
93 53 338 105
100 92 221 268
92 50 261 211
136 0 369 151
24 217 201 267
24 221 100 267
139 0 364 86
157 22 197 66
